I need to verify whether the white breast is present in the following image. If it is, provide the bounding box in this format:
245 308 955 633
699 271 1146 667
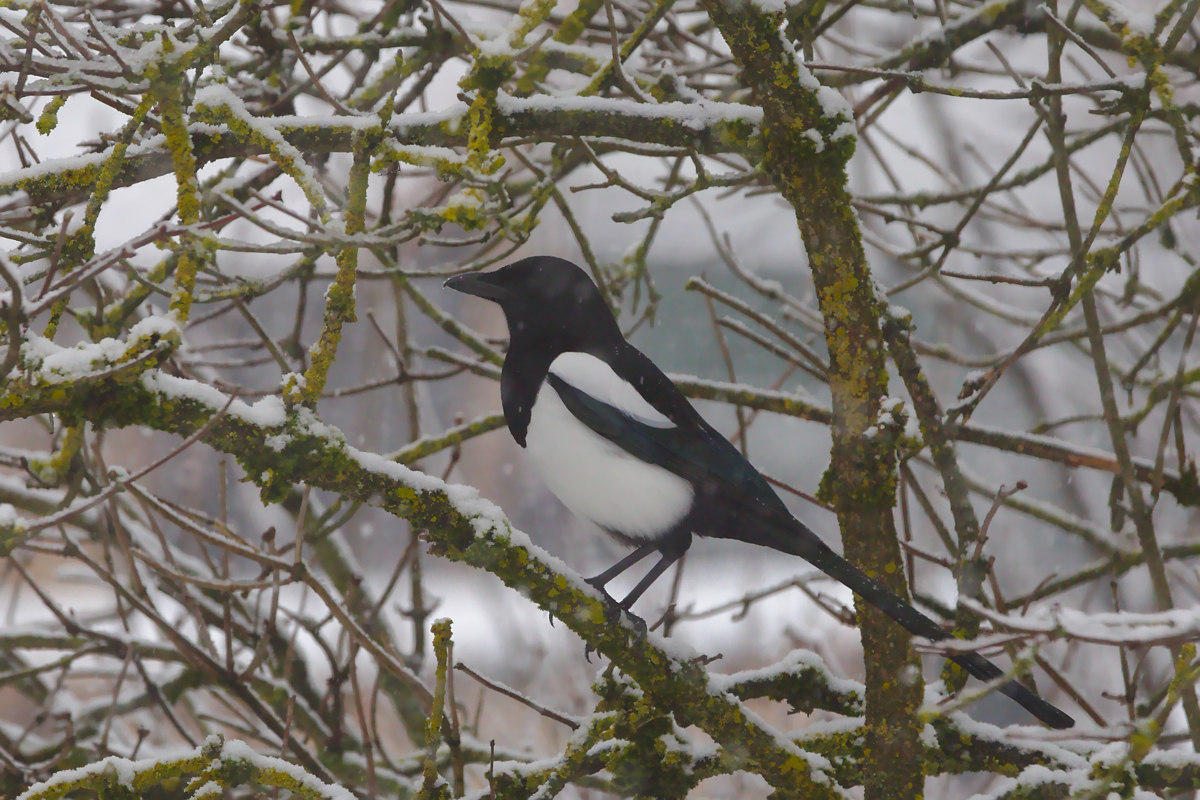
525 353 694 540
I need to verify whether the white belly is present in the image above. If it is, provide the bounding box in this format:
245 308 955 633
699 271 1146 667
525 380 694 540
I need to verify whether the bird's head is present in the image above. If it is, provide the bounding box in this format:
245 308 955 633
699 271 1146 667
444 256 620 353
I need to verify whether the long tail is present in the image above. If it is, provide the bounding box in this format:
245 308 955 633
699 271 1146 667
749 505 1075 730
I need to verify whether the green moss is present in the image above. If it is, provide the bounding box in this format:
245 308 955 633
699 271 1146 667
151 72 204 322
294 141 370 404
36 95 67 135
27 423 83 485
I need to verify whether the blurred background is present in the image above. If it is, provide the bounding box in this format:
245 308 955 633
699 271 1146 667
2 0 1199 794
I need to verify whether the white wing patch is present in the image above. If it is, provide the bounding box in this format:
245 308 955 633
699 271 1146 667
526 380 693 538
547 351 675 429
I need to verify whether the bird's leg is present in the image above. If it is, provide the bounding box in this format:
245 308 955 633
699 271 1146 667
616 532 692 609
585 542 658 594
611 550 684 637
582 536 690 658
580 542 659 660
612 534 692 638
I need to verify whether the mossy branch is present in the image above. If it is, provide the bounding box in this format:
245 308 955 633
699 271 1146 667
292 141 370 404
16 736 372 800
0 106 761 208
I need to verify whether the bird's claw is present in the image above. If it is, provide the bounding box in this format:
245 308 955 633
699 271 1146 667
603 596 648 645
581 592 647 661
624 610 648 641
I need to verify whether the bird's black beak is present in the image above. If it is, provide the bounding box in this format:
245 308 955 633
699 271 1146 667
444 272 510 303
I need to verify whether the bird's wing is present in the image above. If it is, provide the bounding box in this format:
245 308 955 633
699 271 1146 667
545 371 786 516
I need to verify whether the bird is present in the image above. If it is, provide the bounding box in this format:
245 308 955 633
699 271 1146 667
445 254 1075 730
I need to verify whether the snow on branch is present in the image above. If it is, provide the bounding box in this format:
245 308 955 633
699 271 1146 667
15 736 361 800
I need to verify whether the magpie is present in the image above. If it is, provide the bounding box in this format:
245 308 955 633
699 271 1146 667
445 255 1075 730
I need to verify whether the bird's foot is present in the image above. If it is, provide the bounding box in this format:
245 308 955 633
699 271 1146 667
581 588 647 661
623 609 648 640
601 594 648 645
